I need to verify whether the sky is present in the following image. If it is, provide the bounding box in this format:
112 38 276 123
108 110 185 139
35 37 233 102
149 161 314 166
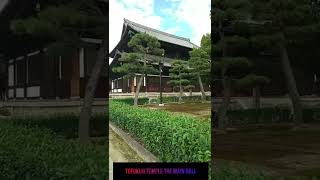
109 0 211 57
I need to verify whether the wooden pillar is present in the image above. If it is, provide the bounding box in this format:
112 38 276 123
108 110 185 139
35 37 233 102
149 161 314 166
24 55 28 99
70 48 80 98
13 58 16 99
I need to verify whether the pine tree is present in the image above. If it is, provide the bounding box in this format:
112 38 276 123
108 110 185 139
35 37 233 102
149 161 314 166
236 74 270 110
168 60 192 104
249 0 319 125
112 32 164 106
10 0 107 143
212 0 251 129
189 33 211 101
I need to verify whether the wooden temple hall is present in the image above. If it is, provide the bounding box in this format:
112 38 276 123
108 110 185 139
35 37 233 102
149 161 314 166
4 38 108 100
109 18 206 93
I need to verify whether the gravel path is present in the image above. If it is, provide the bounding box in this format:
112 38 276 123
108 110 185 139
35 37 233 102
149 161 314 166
109 127 143 179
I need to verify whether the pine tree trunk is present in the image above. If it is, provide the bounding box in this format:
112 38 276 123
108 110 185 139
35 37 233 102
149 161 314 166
217 75 230 130
198 74 206 101
134 54 147 106
217 21 230 130
179 77 183 104
79 38 106 144
279 32 303 125
253 86 261 110
134 75 144 106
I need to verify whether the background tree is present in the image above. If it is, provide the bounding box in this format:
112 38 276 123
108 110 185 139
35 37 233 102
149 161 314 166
249 0 320 125
236 74 270 110
184 84 195 96
10 0 108 143
112 32 164 106
212 58 251 129
212 0 251 130
168 60 192 104
189 33 211 101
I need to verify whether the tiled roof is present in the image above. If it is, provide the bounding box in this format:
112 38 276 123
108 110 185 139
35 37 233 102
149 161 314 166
124 19 199 49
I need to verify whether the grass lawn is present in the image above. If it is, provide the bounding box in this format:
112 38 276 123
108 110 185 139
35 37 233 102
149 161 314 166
144 102 211 119
215 124 320 179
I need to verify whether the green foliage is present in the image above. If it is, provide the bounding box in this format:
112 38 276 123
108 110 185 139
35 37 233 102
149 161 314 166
189 33 211 84
112 33 164 78
8 114 107 138
111 97 149 105
159 96 211 103
212 57 251 77
226 107 320 126
11 2 105 38
236 74 270 88
224 35 250 55
0 121 107 179
10 0 106 55
0 107 10 116
128 32 164 56
211 0 252 25
168 60 193 88
109 101 211 162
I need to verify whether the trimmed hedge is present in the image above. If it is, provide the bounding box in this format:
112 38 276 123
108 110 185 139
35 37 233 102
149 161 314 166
111 96 210 105
111 97 149 105
0 107 10 116
0 121 107 179
109 101 211 162
226 107 320 126
9 113 107 138
161 95 211 103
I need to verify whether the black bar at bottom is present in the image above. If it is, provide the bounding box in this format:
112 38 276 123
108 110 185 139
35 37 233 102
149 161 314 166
113 162 208 180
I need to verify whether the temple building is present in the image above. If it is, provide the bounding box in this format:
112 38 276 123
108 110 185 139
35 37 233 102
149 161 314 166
0 0 108 100
4 38 108 100
109 19 208 93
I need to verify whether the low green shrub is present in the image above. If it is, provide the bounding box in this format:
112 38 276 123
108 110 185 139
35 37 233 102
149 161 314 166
226 107 320 126
111 97 149 105
160 95 211 103
0 121 107 179
109 101 211 162
9 113 107 138
0 107 10 116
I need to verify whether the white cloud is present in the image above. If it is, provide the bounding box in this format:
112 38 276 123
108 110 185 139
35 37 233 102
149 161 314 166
165 0 181 2
109 0 162 52
109 0 162 64
109 0 210 64
161 8 174 16
174 0 211 46
164 26 180 35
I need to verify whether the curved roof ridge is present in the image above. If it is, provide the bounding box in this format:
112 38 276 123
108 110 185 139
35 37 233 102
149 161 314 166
124 18 191 42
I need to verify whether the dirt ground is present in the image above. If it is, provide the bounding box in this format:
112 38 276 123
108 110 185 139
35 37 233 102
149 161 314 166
144 102 211 119
214 124 320 179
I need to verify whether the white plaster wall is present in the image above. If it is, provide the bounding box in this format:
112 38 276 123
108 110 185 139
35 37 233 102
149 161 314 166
16 88 24 98
8 89 14 98
27 86 40 97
